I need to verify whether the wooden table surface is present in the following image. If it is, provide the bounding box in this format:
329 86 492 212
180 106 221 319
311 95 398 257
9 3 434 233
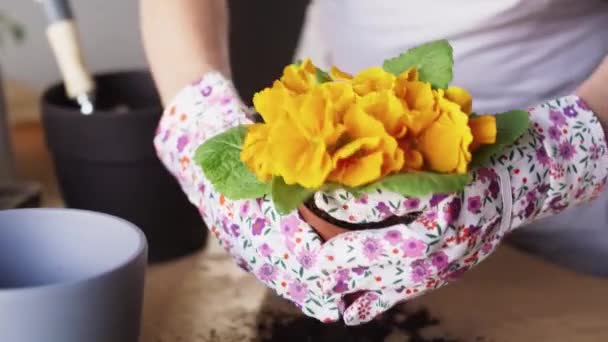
8 83 608 341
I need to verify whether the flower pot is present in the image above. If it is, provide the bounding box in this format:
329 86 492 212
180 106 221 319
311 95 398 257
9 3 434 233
41 70 206 262
298 204 349 241
300 197 422 242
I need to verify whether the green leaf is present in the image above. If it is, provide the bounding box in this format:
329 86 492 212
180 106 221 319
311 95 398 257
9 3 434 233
194 125 270 199
294 59 331 83
359 172 470 197
470 110 530 168
315 68 332 83
271 177 315 215
382 40 453 89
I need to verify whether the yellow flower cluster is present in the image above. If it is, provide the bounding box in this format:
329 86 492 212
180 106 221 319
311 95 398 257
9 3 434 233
241 59 496 189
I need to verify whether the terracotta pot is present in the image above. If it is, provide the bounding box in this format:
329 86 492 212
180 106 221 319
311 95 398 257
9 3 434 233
298 204 349 241
299 201 423 242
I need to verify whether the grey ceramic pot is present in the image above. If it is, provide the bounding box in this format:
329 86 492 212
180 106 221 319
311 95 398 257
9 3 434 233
0 208 147 342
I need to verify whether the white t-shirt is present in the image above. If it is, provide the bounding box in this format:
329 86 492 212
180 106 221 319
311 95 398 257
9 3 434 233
295 0 608 249
296 0 608 114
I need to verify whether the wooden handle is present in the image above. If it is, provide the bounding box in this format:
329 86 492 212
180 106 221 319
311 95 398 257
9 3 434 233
46 20 94 99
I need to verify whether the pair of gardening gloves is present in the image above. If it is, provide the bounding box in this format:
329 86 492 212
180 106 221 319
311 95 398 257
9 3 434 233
154 72 608 325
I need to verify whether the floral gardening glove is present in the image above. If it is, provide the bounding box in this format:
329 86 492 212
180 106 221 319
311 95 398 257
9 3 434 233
308 95 608 324
154 72 608 325
155 72 344 321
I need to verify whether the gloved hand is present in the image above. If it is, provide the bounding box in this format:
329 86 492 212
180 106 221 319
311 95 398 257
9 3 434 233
154 72 608 325
308 170 504 325
155 72 341 321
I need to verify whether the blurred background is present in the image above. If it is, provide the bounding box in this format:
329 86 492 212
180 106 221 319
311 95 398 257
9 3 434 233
0 0 315 209
2 1 146 123
1 0 323 122
3 1 145 91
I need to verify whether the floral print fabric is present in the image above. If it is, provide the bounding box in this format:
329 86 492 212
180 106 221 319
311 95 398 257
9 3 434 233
154 72 608 325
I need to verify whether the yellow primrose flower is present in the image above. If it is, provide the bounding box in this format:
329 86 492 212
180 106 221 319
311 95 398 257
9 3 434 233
399 140 424 171
417 96 473 174
404 149 424 171
329 66 353 81
352 67 396 96
395 67 420 91
395 78 439 136
319 81 357 120
287 87 347 148
359 91 408 138
394 67 420 101
241 124 274 181
247 57 490 190
445 87 473 114
268 88 346 189
469 115 497 150
280 58 318 94
329 137 385 187
269 118 333 189
252 81 299 124
329 104 404 187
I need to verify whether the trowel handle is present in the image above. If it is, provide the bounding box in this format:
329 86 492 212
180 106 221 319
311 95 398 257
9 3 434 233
40 0 95 100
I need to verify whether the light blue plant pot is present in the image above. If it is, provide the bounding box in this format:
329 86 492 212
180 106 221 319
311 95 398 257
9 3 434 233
0 208 148 342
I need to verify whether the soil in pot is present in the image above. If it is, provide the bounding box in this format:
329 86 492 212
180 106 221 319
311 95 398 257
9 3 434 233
301 197 422 242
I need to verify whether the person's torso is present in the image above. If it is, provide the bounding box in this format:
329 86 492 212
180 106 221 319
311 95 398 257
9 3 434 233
305 0 608 113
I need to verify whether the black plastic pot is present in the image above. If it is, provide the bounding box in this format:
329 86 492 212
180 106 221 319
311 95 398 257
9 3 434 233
41 70 206 262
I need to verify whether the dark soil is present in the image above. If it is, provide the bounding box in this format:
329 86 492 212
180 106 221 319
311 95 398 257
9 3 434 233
256 304 472 342
304 197 422 231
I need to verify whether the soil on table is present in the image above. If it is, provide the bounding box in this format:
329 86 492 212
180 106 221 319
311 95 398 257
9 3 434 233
255 303 486 342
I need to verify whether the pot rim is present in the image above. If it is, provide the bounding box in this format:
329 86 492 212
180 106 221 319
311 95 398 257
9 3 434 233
0 208 147 295
41 70 162 118
303 197 422 231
